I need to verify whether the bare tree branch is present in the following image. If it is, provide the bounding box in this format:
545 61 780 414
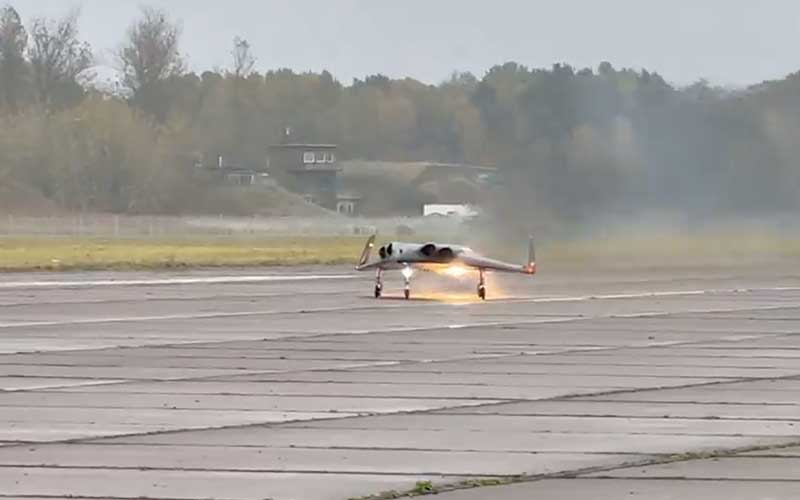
231 36 255 79
28 9 93 109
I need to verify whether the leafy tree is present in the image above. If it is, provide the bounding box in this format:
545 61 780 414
0 7 798 221
0 5 27 112
118 6 184 119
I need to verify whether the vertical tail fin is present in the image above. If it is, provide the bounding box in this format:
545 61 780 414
357 235 376 269
525 235 536 274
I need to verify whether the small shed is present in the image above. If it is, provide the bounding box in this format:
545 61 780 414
336 192 362 216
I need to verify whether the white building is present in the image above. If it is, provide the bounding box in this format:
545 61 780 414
423 204 479 218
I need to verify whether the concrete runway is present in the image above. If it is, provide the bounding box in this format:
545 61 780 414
0 262 799 499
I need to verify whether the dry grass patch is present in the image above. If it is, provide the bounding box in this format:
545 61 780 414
0 237 367 271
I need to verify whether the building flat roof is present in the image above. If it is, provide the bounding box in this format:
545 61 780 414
423 162 497 171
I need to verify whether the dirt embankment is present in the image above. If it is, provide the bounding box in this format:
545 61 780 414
0 181 336 218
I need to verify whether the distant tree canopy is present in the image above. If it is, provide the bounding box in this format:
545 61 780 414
0 5 27 113
0 5 798 221
117 6 184 120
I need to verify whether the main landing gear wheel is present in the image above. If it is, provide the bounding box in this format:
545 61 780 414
404 288 411 300
374 269 383 299
478 285 486 300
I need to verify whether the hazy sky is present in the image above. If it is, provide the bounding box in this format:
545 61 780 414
11 0 800 87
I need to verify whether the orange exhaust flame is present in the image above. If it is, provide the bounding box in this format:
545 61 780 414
410 264 513 301
441 265 470 278
409 292 482 304
419 264 474 280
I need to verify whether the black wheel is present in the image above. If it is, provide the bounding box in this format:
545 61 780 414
478 285 486 300
404 288 410 300
374 285 382 298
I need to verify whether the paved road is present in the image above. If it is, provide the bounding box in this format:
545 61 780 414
0 263 799 499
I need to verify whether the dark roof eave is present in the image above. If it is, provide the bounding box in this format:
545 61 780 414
424 162 498 171
269 144 338 149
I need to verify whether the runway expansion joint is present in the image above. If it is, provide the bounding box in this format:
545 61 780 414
347 477 519 499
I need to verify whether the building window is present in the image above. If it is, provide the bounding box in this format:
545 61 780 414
303 152 315 164
316 152 327 164
337 201 355 215
226 172 255 185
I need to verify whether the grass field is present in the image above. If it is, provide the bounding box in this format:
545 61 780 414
546 231 800 266
0 237 368 272
0 231 798 272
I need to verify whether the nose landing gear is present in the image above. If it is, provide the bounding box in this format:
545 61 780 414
477 269 486 300
374 267 413 300
402 266 412 300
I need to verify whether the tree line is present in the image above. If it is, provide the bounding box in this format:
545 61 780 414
0 4 798 223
